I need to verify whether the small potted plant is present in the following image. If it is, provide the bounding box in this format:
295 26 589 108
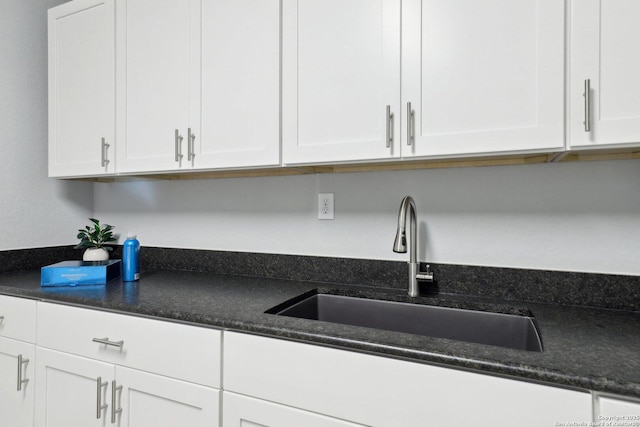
75 218 117 261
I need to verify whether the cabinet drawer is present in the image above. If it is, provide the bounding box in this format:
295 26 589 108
36 302 221 387
224 332 591 427
0 295 36 343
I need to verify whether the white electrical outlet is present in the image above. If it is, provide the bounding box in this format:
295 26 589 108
318 193 334 220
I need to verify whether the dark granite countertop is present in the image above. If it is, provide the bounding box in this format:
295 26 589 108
1 268 639 399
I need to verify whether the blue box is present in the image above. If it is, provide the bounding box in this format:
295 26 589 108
41 260 122 287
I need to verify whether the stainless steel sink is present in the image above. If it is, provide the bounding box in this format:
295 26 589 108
267 291 543 352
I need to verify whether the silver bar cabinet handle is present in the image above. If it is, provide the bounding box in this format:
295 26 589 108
406 102 414 146
111 380 123 423
17 354 29 391
583 79 591 132
96 377 108 419
174 129 184 162
187 127 195 161
101 138 110 167
93 337 124 348
386 105 394 148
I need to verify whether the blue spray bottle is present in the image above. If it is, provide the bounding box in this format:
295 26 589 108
122 233 140 281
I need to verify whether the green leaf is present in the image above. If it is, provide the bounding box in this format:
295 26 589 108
75 218 117 249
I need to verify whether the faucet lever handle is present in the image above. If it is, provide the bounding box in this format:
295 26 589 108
416 264 434 282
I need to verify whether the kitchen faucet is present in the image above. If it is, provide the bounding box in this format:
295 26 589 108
393 196 434 297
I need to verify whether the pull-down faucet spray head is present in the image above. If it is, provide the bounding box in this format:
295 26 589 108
393 226 407 254
393 196 416 262
393 228 407 253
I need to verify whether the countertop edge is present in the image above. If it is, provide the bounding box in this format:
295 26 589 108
2 285 639 400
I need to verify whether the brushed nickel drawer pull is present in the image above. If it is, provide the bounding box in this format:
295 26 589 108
17 354 29 391
96 377 108 419
407 102 414 146
187 127 196 161
111 380 123 423
92 337 124 348
386 105 394 148
175 129 184 162
101 137 110 167
583 79 591 132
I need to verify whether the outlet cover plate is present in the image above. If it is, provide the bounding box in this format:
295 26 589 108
318 193 334 220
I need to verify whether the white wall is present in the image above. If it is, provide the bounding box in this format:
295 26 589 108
94 159 640 276
0 0 93 250
6 0 639 276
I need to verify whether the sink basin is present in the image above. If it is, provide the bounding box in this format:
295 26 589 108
266 290 543 352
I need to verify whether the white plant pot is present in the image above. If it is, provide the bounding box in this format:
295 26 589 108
83 247 109 261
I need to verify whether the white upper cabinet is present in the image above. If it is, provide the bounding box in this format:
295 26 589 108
115 0 201 173
54 0 640 176
116 0 280 173
48 0 115 177
402 0 565 158
198 0 281 170
569 0 640 149
282 0 564 166
282 0 402 165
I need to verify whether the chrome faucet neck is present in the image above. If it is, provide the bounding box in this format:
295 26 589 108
393 196 433 297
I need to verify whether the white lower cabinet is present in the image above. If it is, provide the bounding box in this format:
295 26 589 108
223 331 593 427
0 337 35 427
0 295 37 343
35 348 219 427
0 295 36 427
34 302 221 427
118 366 219 427
35 347 114 427
2 296 638 427
223 391 364 427
595 394 640 422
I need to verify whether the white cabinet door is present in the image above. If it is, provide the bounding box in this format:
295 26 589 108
223 391 363 427
282 0 401 165
596 395 640 422
0 295 36 343
569 0 640 149
225 332 592 427
48 0 115 177
0 337 35 427
35 347 114 427
116 0 200 173
402 0 564 158
36 301 221 388
117 366 219 427
35 348 220 427
198 0 280 170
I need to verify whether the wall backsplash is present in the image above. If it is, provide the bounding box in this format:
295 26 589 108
3 245 638 311
94 159 640 277
137 246 640 311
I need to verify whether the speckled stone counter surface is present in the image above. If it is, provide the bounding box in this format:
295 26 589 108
1 267 639 399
